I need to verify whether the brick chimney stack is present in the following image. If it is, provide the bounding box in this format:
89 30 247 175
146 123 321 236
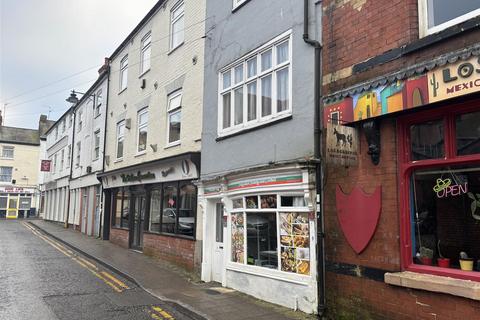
98 57 110 75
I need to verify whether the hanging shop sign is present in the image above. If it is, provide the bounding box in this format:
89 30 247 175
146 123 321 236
41 160 51 172
433 178 468 199
326 123 358 167
428 56 480 103
323 56 480 124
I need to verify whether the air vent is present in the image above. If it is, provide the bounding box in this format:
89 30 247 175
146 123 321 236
86 166 92 174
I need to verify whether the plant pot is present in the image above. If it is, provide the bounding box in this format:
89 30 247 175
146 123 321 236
459 258 474 271
420 257 432 266
437 258 450 268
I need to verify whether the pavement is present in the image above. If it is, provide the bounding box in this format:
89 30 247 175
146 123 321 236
29 219 315 320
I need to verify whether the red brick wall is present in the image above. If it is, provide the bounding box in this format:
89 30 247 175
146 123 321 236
322 0 480 95
143 233 196 271
110 228 129 249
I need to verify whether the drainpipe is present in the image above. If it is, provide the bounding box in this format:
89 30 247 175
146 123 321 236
303 0 326 317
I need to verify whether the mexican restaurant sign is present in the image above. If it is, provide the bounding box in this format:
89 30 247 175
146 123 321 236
40 160 51 172
326 123 358 167
428 56 480 103
121 171 155 183
323 55 480 124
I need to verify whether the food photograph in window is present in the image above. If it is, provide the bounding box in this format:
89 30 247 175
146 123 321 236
280 212 310 275
231 213 245 263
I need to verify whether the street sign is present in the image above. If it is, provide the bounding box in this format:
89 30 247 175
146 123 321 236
41 160 51 172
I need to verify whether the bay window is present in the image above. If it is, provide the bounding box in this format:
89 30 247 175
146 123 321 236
230 193 310 275
399 102 480 280
218 31 292 136
419 0 480 36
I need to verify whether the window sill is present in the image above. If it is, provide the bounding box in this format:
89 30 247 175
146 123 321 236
134 151 147 158
139 69 150 78
385 271 480 301
164 141 180 149
232 0 250 12
216 114 292 141
113 158 123 164
226 262 311 286
94 113 102 119
118 87 127 95
167 42 184 56
143 230 195 241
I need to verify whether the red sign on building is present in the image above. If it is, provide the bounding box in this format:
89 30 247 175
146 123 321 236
41 160 51 172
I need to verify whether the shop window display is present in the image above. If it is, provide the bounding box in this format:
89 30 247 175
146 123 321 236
401 106 480 277
230 193 310 275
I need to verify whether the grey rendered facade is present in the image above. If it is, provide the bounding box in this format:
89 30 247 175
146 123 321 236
199 0 322 314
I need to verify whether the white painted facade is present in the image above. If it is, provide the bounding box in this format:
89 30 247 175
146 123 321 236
69 73 108 237
43 108 75 224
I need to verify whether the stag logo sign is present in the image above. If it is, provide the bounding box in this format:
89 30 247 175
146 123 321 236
326 123 358 167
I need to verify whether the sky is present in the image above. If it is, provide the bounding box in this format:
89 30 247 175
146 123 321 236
0 0 158 129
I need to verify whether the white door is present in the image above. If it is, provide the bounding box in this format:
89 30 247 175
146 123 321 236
212 203 224 283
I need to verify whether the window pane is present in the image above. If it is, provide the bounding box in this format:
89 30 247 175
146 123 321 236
215 203 224 243
171 13 184 48
162 184 177 233
410 120 445 161
260 195 277 208
246 212 278 269
179 183 196 237
456 111 480 156
223 71 231 89
261 75 272 117
169 93 182 110
168 110 181 143
234 65 243 84
276 41 289 64
138 127 147 151
231 213 245 263
122 191 130 228
246 196 258 209
222 93 231 129
261 49 272 71
232 198 243 209
247 81 257 121
280 212 310 274
234 87 243 125
276 67 289 112
247 57 257 78
427 0 480 28
411 166 480 270
149 189 161 233
280 196 306 207
117 139 124 159
0 197 7 209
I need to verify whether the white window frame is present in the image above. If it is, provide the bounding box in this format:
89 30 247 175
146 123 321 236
233 0 249 10
76 142 81 167
95 89 102 117
170 1 185 50
119 55 128 92
418 0 480 37
167 90 182 146
217 30 292 137
116 121 125 160
94 130 101 160
60 149 64 172
1 146 14 159
137 108 149 154
330 111 340 125
140 32 152 75
0 166 12 183
77 109 83 132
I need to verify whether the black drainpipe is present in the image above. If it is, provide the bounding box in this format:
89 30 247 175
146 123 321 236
303 0 326 317
65 105 77 229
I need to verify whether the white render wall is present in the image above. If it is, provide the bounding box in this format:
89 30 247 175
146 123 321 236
104 0 205 173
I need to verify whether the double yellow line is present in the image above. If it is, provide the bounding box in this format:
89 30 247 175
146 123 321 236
22 222 130 293
149 306 174 319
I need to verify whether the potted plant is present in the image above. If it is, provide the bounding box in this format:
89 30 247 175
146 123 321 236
459 252 474 271
436 240 450 268
419 247 433 266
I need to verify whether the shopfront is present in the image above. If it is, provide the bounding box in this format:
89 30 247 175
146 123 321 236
0 187 36 219
200 166 318 313
100 154 201 271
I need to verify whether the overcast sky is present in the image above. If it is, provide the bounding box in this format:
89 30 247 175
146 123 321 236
0 0 158 129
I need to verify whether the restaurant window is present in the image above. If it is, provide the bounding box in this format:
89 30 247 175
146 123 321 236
230 193 310 275
112 188 130 229
218 31 292 136
148 181 196 238
400 105 480 279
419 0 480 36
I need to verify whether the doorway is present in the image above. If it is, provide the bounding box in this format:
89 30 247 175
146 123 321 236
212 202 224 283
131 194 146 251
6 195 18 219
